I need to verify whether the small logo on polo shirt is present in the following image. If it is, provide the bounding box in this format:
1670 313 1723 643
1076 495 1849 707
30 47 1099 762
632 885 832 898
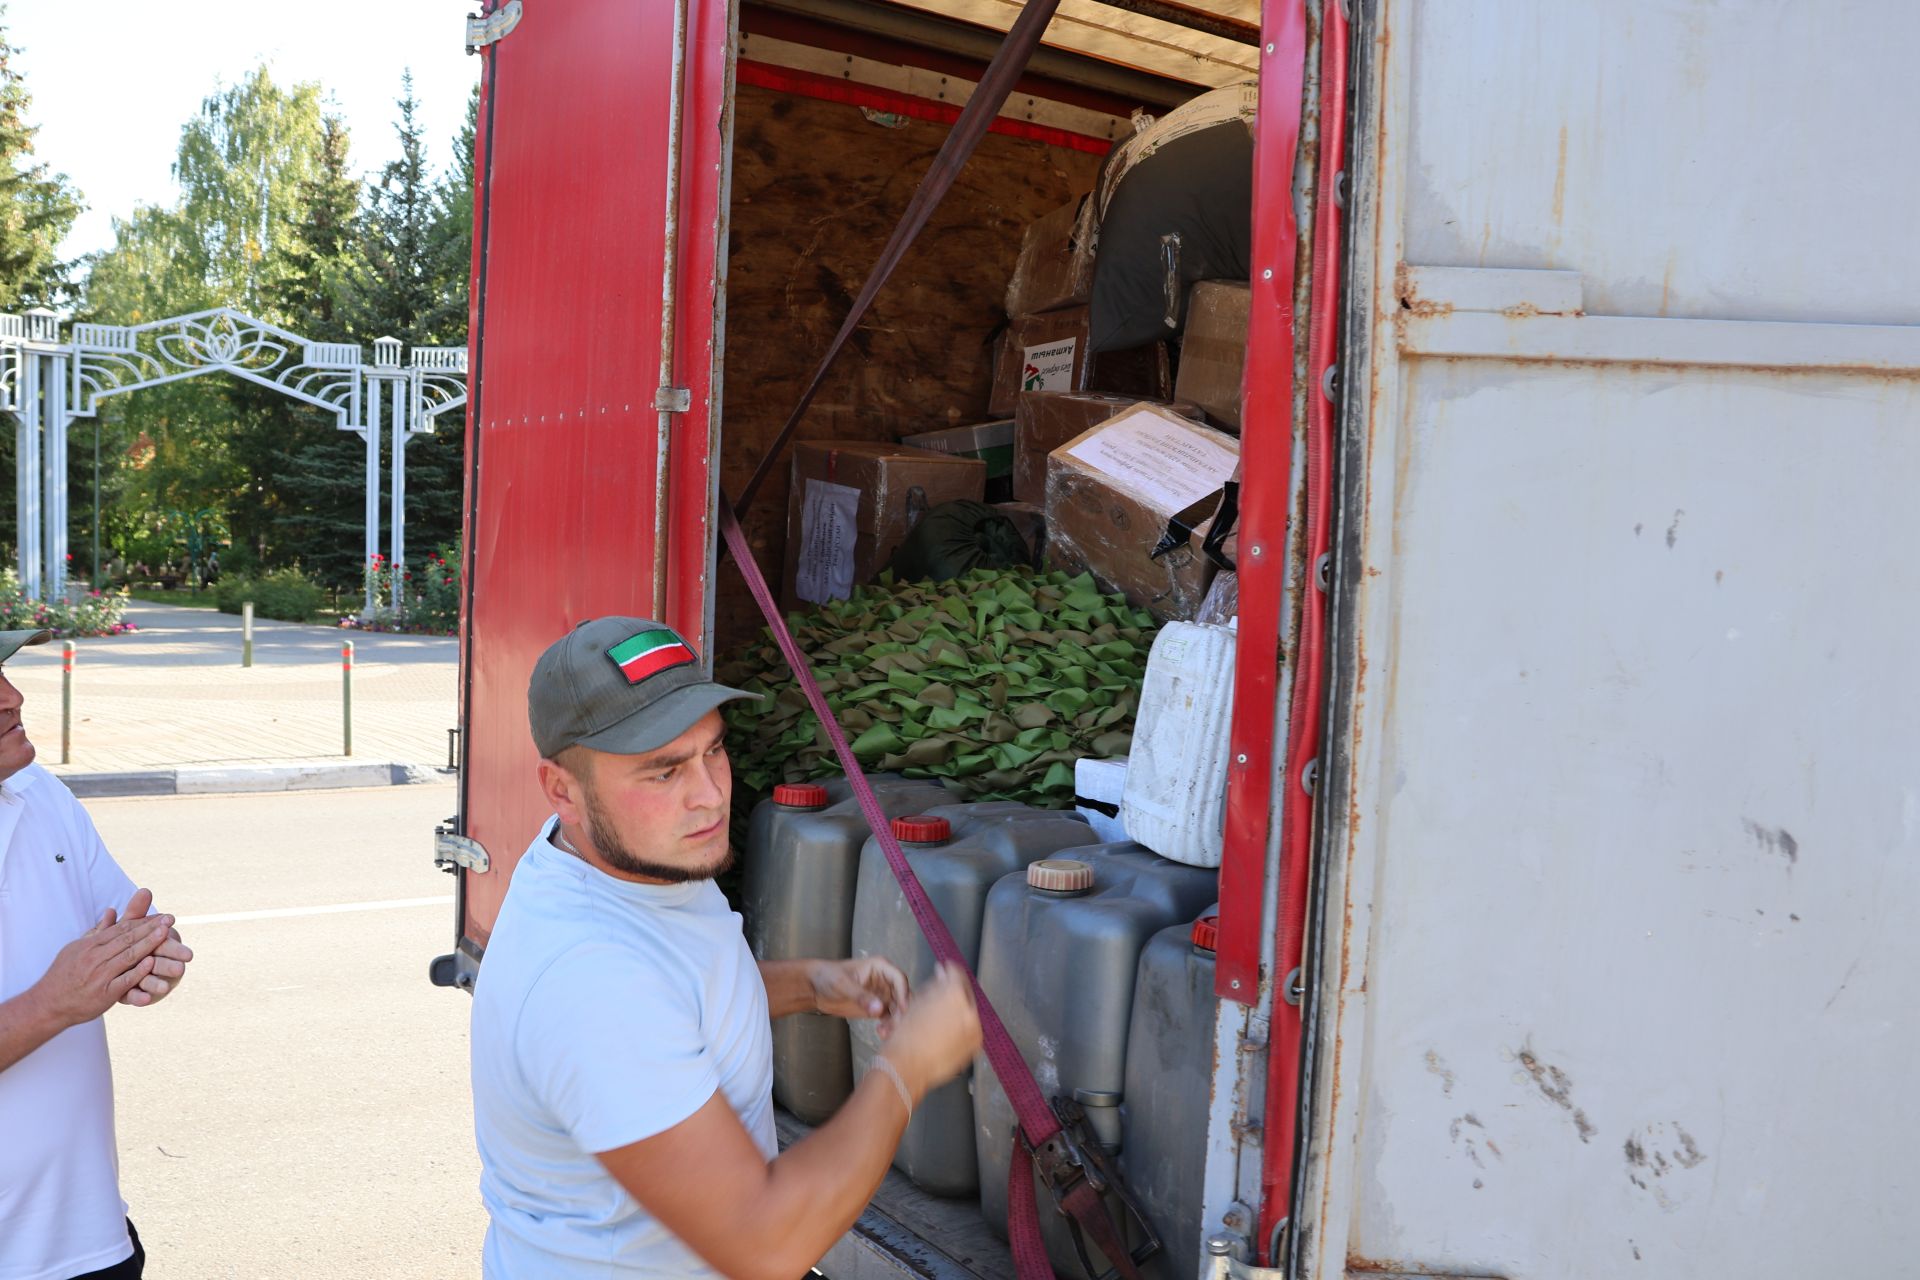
53 853 64 862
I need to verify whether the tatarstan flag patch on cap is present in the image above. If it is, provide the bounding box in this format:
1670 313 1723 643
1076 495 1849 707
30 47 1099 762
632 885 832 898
607 628 696 684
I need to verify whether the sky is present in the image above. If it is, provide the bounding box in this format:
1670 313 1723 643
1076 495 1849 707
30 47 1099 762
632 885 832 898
9 0 482 263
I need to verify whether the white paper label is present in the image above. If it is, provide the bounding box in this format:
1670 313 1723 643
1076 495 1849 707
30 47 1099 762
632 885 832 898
1020 337 1079 394
795 479 861 604
1064 407 1239 512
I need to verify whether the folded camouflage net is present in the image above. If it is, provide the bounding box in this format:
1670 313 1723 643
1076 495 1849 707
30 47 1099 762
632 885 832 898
720 567 1158 808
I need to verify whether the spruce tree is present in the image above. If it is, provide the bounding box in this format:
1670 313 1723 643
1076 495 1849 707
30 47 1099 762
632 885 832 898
272 114 371 591
0 10 82 309
0 9 84 569
344 72 469 587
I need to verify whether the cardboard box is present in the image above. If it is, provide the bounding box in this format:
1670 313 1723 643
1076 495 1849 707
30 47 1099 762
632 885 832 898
782 441 986 609
988 307 1171 418
1188 458 1243 568
900 420 1016 503
1175 281 1252 431
1013 391 1205 507
1004 197 1097 319
1194 571 1239 628
1043 404 1241 621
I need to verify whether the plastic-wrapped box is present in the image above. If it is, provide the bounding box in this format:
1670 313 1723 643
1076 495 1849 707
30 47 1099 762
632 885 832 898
781 441 985 609
1013 391 1204 507
899 420 1016 502
1042 404 1240 621
1004 196 1098 319
1194 571 1239 627
988 307 1170 418
1174 280 1252 431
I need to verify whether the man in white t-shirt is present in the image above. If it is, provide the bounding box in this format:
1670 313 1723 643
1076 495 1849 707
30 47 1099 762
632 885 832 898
472 617 982 1278
0 628 195 1280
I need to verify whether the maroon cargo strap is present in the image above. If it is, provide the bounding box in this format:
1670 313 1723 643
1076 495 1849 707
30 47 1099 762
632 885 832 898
718 501 1139 1280
733 0 1065 518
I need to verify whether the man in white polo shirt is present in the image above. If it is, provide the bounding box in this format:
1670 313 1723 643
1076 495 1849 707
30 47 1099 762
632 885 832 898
472 618 982 1278
0 628 194 1280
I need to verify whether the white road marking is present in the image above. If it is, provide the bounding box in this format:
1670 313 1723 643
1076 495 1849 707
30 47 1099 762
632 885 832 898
176 896 453 926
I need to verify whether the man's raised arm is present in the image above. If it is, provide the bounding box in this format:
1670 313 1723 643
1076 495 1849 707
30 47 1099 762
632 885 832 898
596 962 980 1280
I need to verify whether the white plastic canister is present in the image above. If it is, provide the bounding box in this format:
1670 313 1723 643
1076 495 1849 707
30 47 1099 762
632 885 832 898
1120 621 1236 868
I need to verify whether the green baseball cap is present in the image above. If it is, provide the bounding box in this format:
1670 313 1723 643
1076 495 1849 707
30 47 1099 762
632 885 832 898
527 617 761 760
0 629 50 664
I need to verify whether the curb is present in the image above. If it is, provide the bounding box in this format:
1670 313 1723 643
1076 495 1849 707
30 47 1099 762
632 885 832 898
57 762 454 799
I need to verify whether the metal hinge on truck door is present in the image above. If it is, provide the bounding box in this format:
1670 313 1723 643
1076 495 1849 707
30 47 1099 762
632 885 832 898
435 822 490 874
465 1 522 53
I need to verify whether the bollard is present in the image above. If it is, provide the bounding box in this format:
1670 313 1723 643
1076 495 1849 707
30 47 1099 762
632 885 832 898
60 640 73 765
342 640 354 757
242 601 254 668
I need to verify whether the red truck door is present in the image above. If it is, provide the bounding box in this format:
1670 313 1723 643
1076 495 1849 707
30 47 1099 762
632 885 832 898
440 0 731 980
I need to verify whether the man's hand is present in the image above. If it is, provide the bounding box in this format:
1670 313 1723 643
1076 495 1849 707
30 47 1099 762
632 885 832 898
809 956 909 1036
871 962 981 1102
100 888 194 1007
28 897 174 1030
594 961 981 1280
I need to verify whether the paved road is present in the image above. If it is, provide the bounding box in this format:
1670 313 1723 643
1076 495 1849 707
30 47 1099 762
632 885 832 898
92 783 487 1278
6 603 458 774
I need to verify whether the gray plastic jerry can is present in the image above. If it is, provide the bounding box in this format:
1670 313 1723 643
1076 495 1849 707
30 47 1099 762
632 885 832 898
742 774 955 1124
973 844 1218 1277
848 803 1095 1196
1120 908 1222 1280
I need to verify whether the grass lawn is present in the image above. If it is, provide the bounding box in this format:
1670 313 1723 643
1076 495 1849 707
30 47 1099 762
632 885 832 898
127 587 220 609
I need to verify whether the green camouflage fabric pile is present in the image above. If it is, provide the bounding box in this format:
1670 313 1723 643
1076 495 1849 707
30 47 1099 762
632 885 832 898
721 567 1157 808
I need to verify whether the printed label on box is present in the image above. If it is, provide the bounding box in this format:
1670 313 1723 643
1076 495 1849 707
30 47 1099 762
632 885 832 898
795 479 861 604
1021 337 1079 394
1065 408 1239 513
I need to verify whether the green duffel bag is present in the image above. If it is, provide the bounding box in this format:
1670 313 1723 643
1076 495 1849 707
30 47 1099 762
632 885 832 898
889 500 1033 583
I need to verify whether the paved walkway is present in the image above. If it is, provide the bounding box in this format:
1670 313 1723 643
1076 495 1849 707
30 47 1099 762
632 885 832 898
5 603 458 774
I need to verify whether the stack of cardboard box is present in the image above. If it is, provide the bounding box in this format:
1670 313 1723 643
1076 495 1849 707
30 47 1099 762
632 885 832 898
775 198 1252 624
990 195 1175 417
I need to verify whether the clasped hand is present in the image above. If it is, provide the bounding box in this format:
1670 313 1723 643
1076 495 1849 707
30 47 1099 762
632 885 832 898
36 887 193 1028
808 956 909 1038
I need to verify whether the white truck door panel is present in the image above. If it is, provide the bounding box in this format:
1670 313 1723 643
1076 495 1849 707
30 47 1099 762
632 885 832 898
1298 4 1920 1277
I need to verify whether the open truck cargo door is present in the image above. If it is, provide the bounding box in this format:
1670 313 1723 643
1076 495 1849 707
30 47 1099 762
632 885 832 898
1293 3 1920 1276
435 0 731 988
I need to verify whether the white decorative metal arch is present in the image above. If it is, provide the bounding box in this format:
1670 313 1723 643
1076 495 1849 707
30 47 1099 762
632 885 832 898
0 306 468 612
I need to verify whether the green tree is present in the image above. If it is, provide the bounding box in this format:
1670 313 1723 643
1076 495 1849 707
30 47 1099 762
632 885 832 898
0 9 82 309
0 7 85 567
343 73 472 588
346 71 435 343
80 66 330 580
273 113 372 591
172 66 327 313
423 83 477 341
407 83 479 569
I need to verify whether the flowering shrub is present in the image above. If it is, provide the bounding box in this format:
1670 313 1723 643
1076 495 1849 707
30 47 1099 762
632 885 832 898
0 570 136 638
350 547 461 636
213 568 325 623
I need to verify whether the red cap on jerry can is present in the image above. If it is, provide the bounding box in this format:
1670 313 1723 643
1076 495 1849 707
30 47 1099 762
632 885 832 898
1191 914 1220 952
892 815 952 844
772 783 830 810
